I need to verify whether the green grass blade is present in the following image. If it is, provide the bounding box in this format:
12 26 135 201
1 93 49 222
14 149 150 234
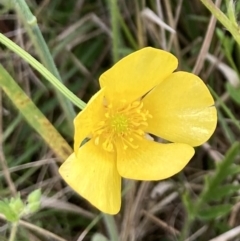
0 65 72 161
13 0 76 131
0 33 86 110
107 0 121 63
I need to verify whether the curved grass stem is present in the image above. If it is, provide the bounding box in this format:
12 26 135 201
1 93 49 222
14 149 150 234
13 0 76 130
200 0 240 46
0 33 86 110
9 222 18 241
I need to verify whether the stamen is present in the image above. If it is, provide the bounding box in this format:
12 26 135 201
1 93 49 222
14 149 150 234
92 99 151 152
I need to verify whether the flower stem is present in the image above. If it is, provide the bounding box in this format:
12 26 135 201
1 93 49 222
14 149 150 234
12 0 76 129
200 0 240 46
9 222 18 241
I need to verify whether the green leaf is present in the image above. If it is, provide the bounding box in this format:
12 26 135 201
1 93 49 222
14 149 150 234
197 204 232 221
227 0 238 27
182 192 195 218
27 189 42 213
9 196 24 216
206 142 240 190
0 200 10 214
27 189 41 203
199 143 240 213
0 201 19 222
224 165 240 176
205 184 240 202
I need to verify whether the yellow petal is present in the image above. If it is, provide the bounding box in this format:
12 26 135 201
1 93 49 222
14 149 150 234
100 47 178 103
117 138 194 180
143 72 217 146
74 88 105 154
59 140 121 214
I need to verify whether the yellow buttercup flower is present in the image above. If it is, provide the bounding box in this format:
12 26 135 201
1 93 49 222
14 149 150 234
59 47 217 214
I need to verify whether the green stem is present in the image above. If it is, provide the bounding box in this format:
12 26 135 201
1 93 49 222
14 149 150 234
179 216 192 241
107 0 120 63
118 11 138 50
103 214 119 241
0 33 86 110
227 0 238 27
13 0 76 130
200 0 240 46
9 222 18 241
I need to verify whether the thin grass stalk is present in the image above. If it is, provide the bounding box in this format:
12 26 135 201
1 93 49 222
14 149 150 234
107 0 120 63
77 214 103 241
117 10 138 50
200 0 240 46
103 214 119 241
13 0 76 131
0 33 86 110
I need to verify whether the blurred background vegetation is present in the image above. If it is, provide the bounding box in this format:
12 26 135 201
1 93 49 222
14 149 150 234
0 0 240 240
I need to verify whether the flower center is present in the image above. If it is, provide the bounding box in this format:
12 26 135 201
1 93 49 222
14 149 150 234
111 114 128 134
92 99 152 152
